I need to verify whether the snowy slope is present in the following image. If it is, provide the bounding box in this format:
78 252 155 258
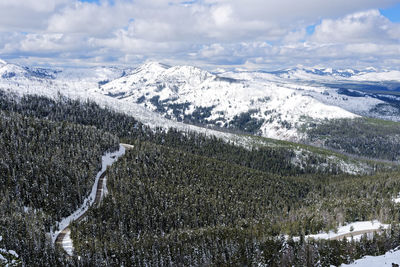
350 70 400 82
269 66 400 83
0 58 397 143
0 59 129 97
0 58 376 175
343 248 400 266
270 66 361 81
94 62 358 141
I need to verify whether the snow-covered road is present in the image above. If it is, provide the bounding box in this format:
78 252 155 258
52 144 126 255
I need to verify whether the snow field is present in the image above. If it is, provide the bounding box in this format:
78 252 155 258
342 248 400 266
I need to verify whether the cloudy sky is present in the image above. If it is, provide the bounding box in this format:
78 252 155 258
0 0 400 70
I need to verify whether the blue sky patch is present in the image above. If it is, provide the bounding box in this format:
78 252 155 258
380 3 400 22
306 24 316 35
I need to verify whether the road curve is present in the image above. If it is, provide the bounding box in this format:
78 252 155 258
55 171 108 246
55 144 132 255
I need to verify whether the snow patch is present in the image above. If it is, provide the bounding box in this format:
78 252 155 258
351 70 400 82
342 247 400 266
96 62 357 142
304 220 389 241
0 247 19 265
393 193 400 203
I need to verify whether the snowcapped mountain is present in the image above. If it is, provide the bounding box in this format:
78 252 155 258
0 59 130 95
1 58 399 142
269 66 360 80
93 61 359 141
0 59 251 147
266 66 400 83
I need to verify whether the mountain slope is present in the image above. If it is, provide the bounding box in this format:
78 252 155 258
2 58 400 162
1 60 400 266
94 62 358 141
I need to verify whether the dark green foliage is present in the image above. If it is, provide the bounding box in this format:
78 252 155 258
228 110 265 134
71 142 310 265
136 95 146 104
0 199 69 266
183 105 214 124
0 91 151 142
1 90 400 265
166 102 191 121
0 110 118 265
0 110 119 223
306 118 400 161
98 80 109 86
71 140 400 266
148 129 341 176
0 90 343 176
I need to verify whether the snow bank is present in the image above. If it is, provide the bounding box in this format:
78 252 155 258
305 220 389 241
50 144 126 243
343 247 400 266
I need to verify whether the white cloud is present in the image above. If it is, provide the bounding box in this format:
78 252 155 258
311 9 400 44
0 0 67 12
0 0 399 69
283 29 307 43
199 43 226 58
212 5 233 26
47 2 135 37
0 0 68 31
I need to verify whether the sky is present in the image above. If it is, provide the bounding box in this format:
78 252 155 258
0 0 399 70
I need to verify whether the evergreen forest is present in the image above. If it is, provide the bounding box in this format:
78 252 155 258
1 90 400 266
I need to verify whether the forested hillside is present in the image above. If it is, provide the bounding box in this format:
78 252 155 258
70 141 400 266
0 109 118 265
305 118 400 161
0 90 388 176
1 90 400 266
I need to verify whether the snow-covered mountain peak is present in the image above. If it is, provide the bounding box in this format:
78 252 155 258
0 62 29 79
132 61 214 83
2 59 397 143
134 61 170 75
92 61 360 141
163 65 215 84
97 62 218 99
0 58 7 66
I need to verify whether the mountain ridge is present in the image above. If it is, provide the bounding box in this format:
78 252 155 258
1 58 400 142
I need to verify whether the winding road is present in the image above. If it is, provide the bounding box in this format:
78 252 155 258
54 144 133 256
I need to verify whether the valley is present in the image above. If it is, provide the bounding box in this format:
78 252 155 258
1 59 400 266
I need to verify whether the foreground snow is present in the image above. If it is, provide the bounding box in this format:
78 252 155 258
50 145 126 244
342 248 400 266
